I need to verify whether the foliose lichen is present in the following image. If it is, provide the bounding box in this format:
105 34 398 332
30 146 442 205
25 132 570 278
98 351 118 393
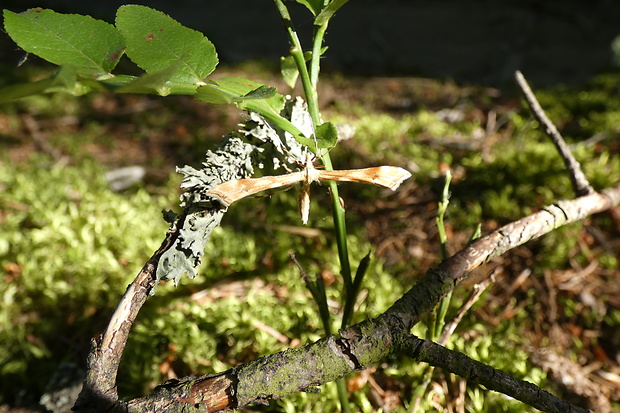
154 97 311 291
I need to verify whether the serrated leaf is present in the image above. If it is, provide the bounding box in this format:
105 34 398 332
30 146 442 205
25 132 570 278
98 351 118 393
315 121 338 149
3 8 125 80
115 5 217 88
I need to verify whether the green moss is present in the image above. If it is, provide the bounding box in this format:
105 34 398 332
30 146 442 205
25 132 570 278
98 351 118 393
2 68 619 411
0 154 174 403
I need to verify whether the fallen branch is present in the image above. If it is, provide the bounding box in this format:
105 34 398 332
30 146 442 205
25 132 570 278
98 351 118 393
113 184 618 412
73 72 616 412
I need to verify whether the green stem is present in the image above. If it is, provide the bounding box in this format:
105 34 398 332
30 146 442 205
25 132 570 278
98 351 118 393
273 0 320 127
323 160 353 292
429 170 452 339
274 0 352 291
307 24 353 292
307 21 328 116
274 5 353 412
336 380 352 413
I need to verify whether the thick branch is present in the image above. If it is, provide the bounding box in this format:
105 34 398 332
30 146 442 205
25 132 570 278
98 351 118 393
126 317 398 412
118 185 620 412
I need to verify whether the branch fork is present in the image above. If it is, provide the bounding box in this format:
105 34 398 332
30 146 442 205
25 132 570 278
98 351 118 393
73 72 614 413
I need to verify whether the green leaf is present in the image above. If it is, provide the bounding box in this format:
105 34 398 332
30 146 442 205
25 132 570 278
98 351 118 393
115 5 218 89
243 85 277 100
315 122 338 149
280 50 323 89
280 55 299 89
315 0 349 25
116 60 198 95
196 78 328 148
294 0 325 16
196 77 282 107
3 8 125 80
0 66 91 103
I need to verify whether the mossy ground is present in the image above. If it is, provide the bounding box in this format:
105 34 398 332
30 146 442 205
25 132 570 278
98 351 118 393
1 62 619 412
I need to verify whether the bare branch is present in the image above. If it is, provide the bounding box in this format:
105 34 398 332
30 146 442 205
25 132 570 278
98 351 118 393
73 215 187 412
399 335 590 413
515 70 594 197
114 185 620 412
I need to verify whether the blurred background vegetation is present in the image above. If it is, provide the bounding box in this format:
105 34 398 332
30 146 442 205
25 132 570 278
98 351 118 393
1 2 620 412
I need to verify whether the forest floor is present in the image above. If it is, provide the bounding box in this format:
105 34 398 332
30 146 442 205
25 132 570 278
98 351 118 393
1 62 620 412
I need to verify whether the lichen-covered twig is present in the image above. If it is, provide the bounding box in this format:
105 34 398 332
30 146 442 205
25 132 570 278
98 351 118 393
74 88 614 412
120 184 619 413
74 99 315 412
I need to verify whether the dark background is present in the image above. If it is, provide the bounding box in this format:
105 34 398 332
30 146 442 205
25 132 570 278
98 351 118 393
2 0 620 86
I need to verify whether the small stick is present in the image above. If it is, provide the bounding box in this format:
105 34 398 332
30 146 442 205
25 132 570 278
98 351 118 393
438 269 497 346
515 71 594 197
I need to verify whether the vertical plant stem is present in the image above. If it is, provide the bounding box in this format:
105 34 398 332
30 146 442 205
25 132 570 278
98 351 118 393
273 0 352 290
432 170 452 338
308 20 353 292
273 0 320 125
336 380 352 413
308 22 328 105
413 171 456 412
274 4 353 412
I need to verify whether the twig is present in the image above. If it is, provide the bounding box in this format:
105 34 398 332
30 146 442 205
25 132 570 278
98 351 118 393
73 218 184 411
438 269 497 346
119 185 620 412
401 335 590 413
514 71 594 197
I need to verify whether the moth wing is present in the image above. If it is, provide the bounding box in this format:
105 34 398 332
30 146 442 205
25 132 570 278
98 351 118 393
206 172 304 206
317 166 411 190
